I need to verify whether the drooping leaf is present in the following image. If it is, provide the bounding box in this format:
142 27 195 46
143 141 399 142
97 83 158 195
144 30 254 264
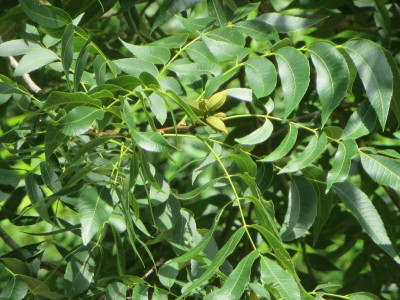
20 0 72 28
204 70 236 98
64 250 95 298
275 47 310 118
235 118 273 145
44 91 101 109
383 50 400 127
25 173 52 224
120 39 170 64
168 61 221 76
259 124 298 162
205 250 259 300
14 49 59 76
360 152 400 191
245 57 277 98
61 24 74 87
206 27 245 46
94 55 107 85
110 224 126 276
106 282 127 300
225 88 253 102
326 140 358 191
341 101 376 140
308 42 349 125
60 106 104 136
0 39 41 56
74 38 91 92
256 13 326 33
343 39 393 128
280 175 317 241
260 256 301 299
152 0 202 30
179 227 246 298
78 187 112 245
333 182 400 263
279 132 327 174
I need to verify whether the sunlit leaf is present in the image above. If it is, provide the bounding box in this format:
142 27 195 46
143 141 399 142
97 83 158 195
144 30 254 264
260 256 301 299
326 140 358 191
309 42 349 125
256 13 326 33
14 49 58 76
245 57 277 98
259 124 298 162
20 0 72 28
64 250 95 297
279 132 327 174
341 101 376 140
120 39 170 64
343 39 393 128
78 186 112 245
235 118 273 145
275 47 310 118
60 106 104 136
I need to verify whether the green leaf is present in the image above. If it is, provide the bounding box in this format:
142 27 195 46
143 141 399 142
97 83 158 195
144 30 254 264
383 50 400 127
152 0 202 30
25 173 52 224
173 177 221 200
106 282 127 300
19 0 72 28
343 39 393 128
60 106 104 136
235 20 278 41
0 39 41 56
235 118 273 145
208 27 245 46
113 58 158 77
179 227 246 299
256 13 326 33
168 61 221 76
44 91 101 109
120 39 170 65
205 250 259 300
231 2 260 22
45 123 68 159
341 101 376 140
74 38 90 92
64 250 95 298
14 48 58 76
18 275 63 298
0 276 28 300
326 140 358 191
259 124 298 162
280 175 317 241
360 153 400 191
230 153 257 177
207 0 227 26
149 33 188 49
275 47 310 118
279 132 327 174
225 88 253 102
78 187 112 245
245 57 277 98
0 169 25 185
185 41 217 63
159 261 179 288
333 182 400 263
260 256 301 299
205 70 236 98
176 16 215 33
308 42 350 125
111 224 126 276
61 24 74 87
94 55 107 85
201 35 251 63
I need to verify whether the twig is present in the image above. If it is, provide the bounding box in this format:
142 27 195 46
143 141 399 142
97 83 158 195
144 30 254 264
141 259 164 280
0 36 43 96
0 227 20 249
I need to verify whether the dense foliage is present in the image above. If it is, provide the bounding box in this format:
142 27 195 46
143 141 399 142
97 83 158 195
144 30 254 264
0 0 400 299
